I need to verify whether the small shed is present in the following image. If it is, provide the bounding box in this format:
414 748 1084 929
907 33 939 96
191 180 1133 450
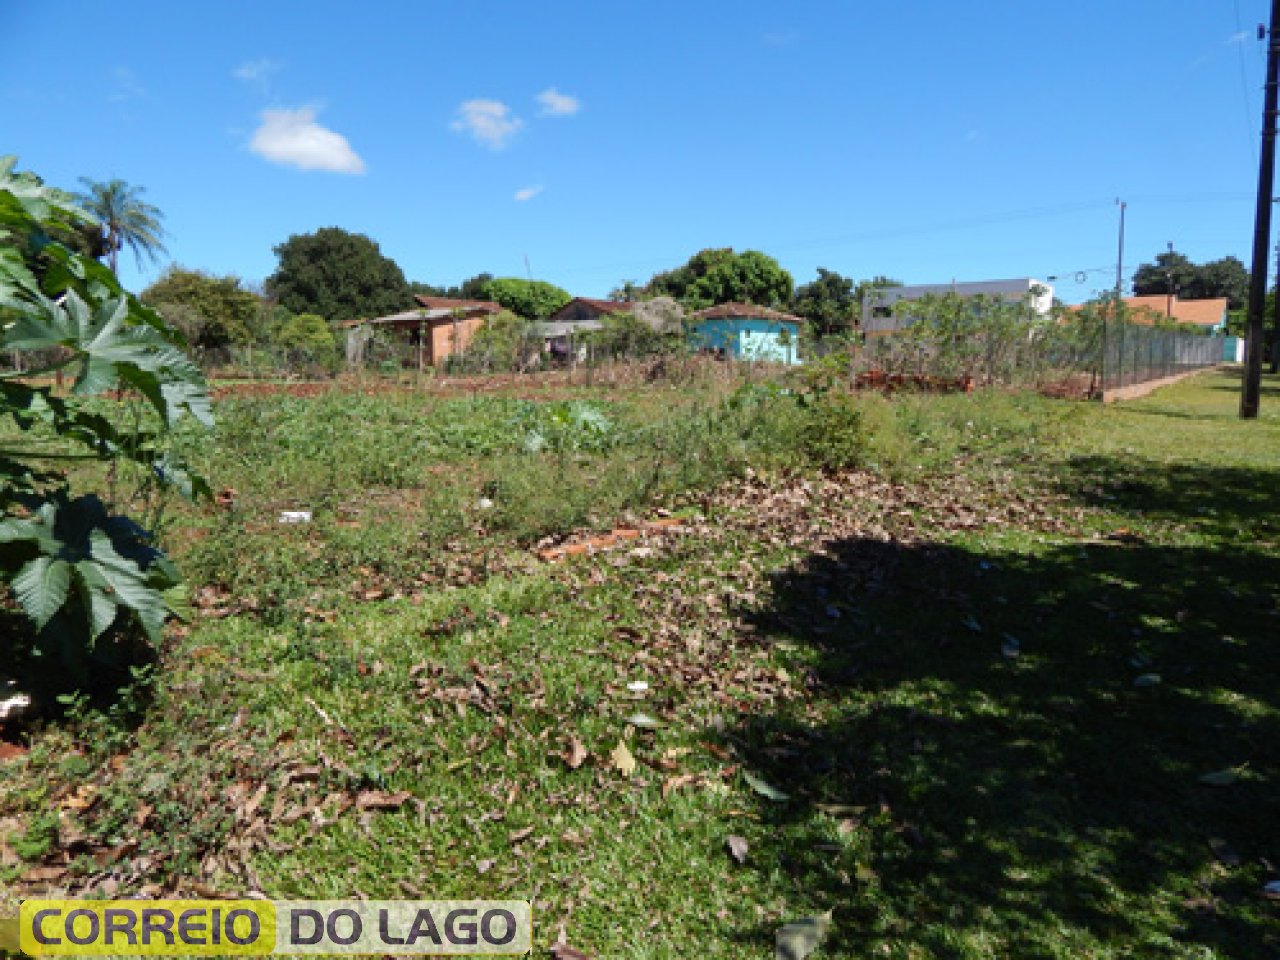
341 302 499 367
689 303 802 365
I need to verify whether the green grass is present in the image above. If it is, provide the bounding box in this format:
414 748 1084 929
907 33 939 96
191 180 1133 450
3 367 1279 958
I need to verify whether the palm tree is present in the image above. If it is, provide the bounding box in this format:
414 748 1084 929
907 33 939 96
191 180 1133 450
75 177 167 274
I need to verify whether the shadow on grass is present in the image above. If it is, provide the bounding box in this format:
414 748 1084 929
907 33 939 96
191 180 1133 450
720 532 1280 956
1205 379 1280 397
1058 455 1280 541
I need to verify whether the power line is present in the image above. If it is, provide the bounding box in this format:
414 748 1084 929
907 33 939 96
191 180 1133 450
555 200 1120 281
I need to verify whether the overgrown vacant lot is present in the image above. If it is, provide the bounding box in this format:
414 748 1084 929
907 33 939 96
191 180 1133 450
3 366 1279 958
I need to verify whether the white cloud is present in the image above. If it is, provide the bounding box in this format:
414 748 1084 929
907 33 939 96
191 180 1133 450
233 58 281 83
452 99 523 149
109 67 146 102
514 185 543 202
249 107 366 174
536 88 580 117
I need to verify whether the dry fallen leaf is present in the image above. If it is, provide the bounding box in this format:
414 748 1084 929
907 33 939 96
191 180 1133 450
563 737 588 770
700 740 733 761
610 740 636 778
727 834 749 864
662 774 698 799
508 825 534 844
354 790 411 811
21 865 68 884
813 802 864 816
550 944 592 960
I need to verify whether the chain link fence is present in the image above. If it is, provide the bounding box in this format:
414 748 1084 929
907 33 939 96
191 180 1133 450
1097 322 1222 390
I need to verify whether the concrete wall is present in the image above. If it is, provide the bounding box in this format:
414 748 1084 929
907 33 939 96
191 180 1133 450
427 314 487 364
864 278 1054 334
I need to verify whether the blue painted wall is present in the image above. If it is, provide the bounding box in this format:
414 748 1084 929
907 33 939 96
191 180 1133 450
690 317 801 364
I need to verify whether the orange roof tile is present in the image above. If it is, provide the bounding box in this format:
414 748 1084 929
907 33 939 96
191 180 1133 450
691 302 801 323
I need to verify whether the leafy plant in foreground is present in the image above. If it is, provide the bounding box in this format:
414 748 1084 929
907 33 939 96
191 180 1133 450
0 157 212 684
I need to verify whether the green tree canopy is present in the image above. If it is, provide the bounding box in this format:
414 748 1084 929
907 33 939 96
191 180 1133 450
1132 250 1249 310
644 248 794 311
74 177 167 275
410 272 495 301
266 227 412 323
482 278 571 320
141 266 262 348
792 267 857 336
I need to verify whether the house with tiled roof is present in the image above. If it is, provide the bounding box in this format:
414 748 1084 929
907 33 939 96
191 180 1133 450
547 298 639 328
689 302 802 365
1118 295 1229 331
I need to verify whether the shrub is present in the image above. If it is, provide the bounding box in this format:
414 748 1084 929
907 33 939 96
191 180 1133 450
797 393 868 471
0 157 211 686
274 312 339 372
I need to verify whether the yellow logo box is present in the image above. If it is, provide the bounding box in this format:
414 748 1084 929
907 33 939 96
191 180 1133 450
20 900 532 956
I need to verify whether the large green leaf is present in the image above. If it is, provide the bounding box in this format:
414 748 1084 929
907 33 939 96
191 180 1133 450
73 560 120 640
0 507 60 553
86 529 168 641
11 555 71 629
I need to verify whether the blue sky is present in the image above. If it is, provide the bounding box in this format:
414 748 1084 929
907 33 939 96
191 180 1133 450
3 1 1269 305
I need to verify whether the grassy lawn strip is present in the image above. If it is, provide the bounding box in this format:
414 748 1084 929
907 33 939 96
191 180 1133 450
2 368 1278 958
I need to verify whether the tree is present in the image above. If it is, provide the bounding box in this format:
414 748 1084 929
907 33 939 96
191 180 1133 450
644 248 793 310
608 280 640 302
74 177 167 274
482 278 571 320
0 157 211 684
853 276 903 325
1132 249 1249 310
409 273 495 301
266 227 412 323
274 313 338 370
452 273 494 300
141 267 262 348
459 310 539 370
792 268 857 336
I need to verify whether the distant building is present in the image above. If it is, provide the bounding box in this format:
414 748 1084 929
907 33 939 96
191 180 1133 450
863 278 1054 335
689 303 802 365
1116 295 1229 332
547 297 638 329
341 300 499 367
1062 295 1229 333
539 297 685 359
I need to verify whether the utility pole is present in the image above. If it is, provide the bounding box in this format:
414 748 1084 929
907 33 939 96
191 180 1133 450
1271 205 1280 373
1165 241 1175 320
1242 0 1280 418
1106 199 1126 390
